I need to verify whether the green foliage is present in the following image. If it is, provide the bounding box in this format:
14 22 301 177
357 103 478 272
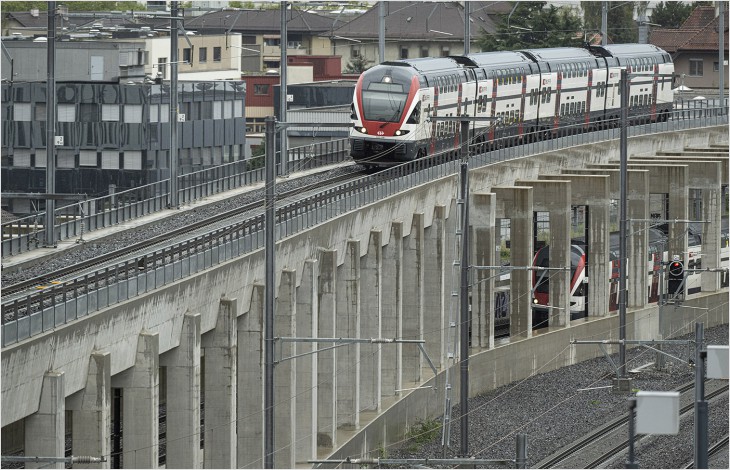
228 1 256 8
476 2 584 52
582 1 637 44
650 1 695 29
405 419 440 451
1 1 146 11
344 54 373 74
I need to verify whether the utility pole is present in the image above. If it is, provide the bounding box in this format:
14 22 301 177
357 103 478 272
694 322 708 469
719 1 725 112
379 1 385 63
601 1 608 46
44 1 56 247
169 1 180 208
459 120 469 457
279 1 288 176
463 1 470 55
264 116 276 469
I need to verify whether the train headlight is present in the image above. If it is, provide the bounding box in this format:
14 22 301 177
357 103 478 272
394 129 410 136
533 298 539 304
359 127 368 134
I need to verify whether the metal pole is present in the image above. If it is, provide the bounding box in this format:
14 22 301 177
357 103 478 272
601 1 608 46
697 348 709 469
264 116 276 469
459 120 470 457
44 1 56 247
169 1 179 208
379 1 385 63
279 1 287 176
719 1 725 113
515 434 527 469
626 398 639 468
463 1 470 55
618 69 629 379
694 322 705 469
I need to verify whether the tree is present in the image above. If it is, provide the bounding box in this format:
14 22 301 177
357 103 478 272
582 1 637 44
1 1 146 11
476 2 583 51
650 2 694 29
344 55 372 74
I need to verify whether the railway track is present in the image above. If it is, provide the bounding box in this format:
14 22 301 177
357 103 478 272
536 380 729 469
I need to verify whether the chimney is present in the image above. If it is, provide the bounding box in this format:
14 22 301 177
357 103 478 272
30 8 39 17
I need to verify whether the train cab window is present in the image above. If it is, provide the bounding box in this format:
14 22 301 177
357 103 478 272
406 102 421 124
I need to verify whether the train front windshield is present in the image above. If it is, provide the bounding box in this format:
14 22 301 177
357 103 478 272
360 67 413 122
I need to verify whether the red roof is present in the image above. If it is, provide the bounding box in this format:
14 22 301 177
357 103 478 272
651 6 729 54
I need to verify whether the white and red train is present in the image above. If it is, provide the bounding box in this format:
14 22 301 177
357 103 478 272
350 44 674 166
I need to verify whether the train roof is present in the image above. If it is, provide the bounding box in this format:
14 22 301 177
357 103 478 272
592 44 668 57
518 47 596 62
463 50 531 68
381 57 462 73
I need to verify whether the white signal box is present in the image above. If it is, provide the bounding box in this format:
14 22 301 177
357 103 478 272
636 391 680 435
707 345 729 379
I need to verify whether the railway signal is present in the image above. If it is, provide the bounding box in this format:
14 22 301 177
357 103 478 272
667 258 685 301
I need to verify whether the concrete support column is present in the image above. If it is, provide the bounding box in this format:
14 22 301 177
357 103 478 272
121 331 159 469
381 222 403 396
69 353 111 469
238 285 264 469
202 298 237 469
25 371 65 469
493 187 533 338
160 314 201 469
666 165 690 274
424 206 446 363
275 270 297 468
545 174 611 317
317 249 338 449
402 214 424 384
516 180 571 328
701 187 721 291
295 260 318 463
336 241 361 429
360 231 382 412
471 194 496 349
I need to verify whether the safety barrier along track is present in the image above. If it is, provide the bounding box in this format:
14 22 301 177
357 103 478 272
1 111 727 347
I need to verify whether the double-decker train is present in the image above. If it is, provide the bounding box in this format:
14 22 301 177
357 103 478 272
350 44 674 166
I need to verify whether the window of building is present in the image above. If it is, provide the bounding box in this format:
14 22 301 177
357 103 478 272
440 46 450 57
57 104 76 122
714 61 720 72
183 48 191 64
214 47 222 62
224 101 233 119
79 150 97 167
124 104 143 123
57 149 75 168
263 60 280 69
234 100 243 117
13 149 31 167
160 104 169 123
35 154 46 168
124 150 142 170
79 103 99 122
158 57 167 79
420 46 429 58
34 103 46 121
101 150 120 169
254 84 270 95
101 104 119 122
213 101 222 119
14 103 31 121
400 46 409 59
149 105 159 123
264 37 280 46
199 47 207 63
689 59 703 76
351 46 360 58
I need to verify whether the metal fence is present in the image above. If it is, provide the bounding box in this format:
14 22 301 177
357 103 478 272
1 138 350 257
2 109 727 346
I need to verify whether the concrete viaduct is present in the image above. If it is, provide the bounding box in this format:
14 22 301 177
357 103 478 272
1 126 728 468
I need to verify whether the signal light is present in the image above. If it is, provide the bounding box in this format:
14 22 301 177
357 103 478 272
667 260 684 298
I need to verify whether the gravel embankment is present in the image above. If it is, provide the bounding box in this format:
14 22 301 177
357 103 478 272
388 323 729 469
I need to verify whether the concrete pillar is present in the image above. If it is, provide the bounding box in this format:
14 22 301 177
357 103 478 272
121 331 159 469
402 214 424 384
274 270 296 468
238 285 264 469
381 221 403 396
202 298 237 469
544 174 611 317
25 371 65 469
69 353 111 469
336 240 360 429
701 185 721 291
317 249 337 449
360 231 382 412
424 206 446 363
516 180 571 328
493 187 533 338
471 194 496 349
295 260 318 463
160 314 201 469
